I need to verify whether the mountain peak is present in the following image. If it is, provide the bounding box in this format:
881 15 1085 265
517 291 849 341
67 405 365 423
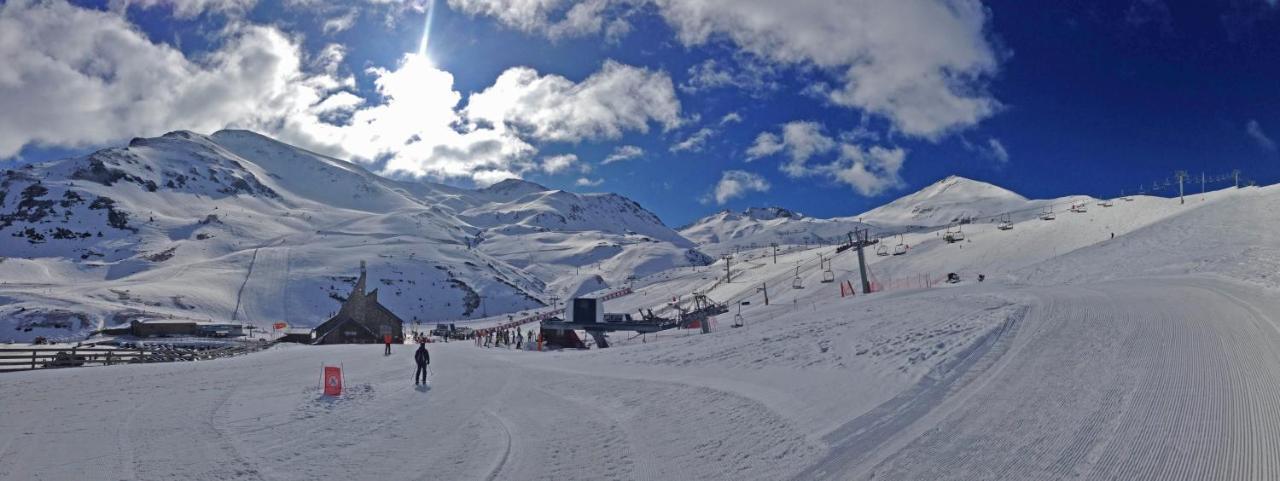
856 175 1028 227
478 178 550 200
742 206 805 221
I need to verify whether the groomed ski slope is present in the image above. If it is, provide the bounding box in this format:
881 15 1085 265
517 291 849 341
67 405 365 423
6 185 1280 480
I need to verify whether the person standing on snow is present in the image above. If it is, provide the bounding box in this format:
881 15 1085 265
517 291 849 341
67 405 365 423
414 341 430 385
384 333 393 356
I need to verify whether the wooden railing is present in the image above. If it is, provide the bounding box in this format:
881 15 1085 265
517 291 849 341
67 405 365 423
0 341 269 373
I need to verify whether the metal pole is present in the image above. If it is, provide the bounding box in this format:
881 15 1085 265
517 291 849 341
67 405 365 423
1175 170 1187 205
855 229 871 294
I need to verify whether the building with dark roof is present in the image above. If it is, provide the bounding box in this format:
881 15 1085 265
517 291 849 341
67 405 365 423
312 262 405 345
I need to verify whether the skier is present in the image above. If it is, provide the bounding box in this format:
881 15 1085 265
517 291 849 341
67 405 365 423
384 334 393 356
414 341 430 385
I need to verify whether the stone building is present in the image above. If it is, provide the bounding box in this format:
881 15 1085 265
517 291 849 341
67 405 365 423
312 262 405 344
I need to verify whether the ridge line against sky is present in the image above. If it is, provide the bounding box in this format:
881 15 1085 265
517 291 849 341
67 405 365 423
2 0 1280 225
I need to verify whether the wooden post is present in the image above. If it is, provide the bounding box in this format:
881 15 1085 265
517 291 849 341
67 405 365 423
31 350 36 370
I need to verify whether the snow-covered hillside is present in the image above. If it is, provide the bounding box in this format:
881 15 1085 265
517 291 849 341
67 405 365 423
680 207 874 256
855 175 1092 228
0 130 706 341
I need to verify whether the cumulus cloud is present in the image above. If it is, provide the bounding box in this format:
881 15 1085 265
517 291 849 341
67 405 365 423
749 120 906 196
603 145 644 164
451 0 1002 140
1247 120 1276 151
540 154 579 174
465 60 682 143
0 0 337 158
708 170 770 205
746 132 785 160
0 1 677 186
828 144 906 196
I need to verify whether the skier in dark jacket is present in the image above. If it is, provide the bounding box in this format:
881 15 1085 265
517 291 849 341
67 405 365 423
414 342 430 385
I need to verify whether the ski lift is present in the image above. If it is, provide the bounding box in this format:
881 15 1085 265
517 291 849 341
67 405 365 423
943 223 965 243
875 240 889 256
997 214 1013 231
819 255 835 283
792 266 804 289
1099 199 1114 207
732 302 745 328
892 234 908 255
1069 200 1087 213
1039 206 1056 221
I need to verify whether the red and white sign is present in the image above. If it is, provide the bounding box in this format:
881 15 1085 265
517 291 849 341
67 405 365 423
323 366 343 396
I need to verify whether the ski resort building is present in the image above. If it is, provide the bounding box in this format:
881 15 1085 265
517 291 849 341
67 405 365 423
312 262 406 345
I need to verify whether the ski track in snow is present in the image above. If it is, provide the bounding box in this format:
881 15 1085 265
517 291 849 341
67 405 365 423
834 277 1280 480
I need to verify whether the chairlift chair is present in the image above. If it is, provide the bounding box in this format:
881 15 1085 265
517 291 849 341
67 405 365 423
943 224 965 243
892 235 908 255
997 214 1013 231
822 269 835 283
732 302 745 328
792 266 804 289
1040 207 1056 221
876 241 889 256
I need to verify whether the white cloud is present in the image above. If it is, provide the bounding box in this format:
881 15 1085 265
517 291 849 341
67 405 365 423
659 0 1000 140
0 0 338 158
447 0 629 40
540 153 579 174
746 131 784 160
322 9 360 34
720 112 743 124
709 170 770 205
964 136 1009 163
671 127 714 152
771 121 838 176
828 144 906 196
1247 120 1276 151
748 120 906 196
452 0 1002 140
108 0 256 17
0 1 676 186
680 56 779 96
575 177 604 186
603 144 643 164
465 60 682 143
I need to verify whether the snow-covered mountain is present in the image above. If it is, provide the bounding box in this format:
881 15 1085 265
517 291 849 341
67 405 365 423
0 130 707 341
855 175 1036 227
679 207 873 256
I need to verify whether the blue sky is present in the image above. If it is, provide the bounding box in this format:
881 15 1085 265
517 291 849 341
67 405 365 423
3 0 1280 226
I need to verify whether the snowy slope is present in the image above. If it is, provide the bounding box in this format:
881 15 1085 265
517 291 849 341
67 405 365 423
5 179 1280 480
679 207 875 256
857 175 1071 228
0 130 706 341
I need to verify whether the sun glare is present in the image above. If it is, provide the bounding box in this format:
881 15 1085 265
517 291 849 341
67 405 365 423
417 0 437 57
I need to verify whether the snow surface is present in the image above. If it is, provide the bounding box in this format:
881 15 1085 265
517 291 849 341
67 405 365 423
6 132 1280 479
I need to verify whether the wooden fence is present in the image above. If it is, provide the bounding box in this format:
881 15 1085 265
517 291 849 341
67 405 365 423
0 341 268 373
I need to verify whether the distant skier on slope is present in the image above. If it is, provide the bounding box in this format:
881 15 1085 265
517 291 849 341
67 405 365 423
415 341 431 385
